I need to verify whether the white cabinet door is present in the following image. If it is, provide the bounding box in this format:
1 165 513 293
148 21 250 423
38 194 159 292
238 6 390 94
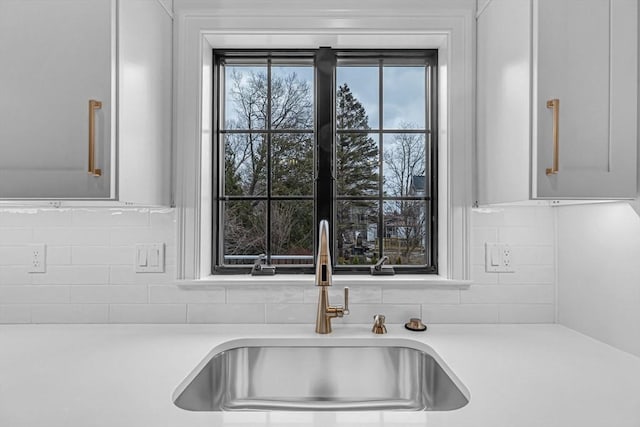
476 0 531 205
476 0 637 205
0 0 114 199
534 0 637 199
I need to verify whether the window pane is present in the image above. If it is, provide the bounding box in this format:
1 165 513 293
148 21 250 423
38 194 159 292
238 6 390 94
336 200 379 266
336 133 379 196
336 67 378 129
383 200 427 265
382 133 426 197
224 133 267 196
272 133 313 196
271 200 314 265
224 66 268 130
222 200 267 265
271 66 314 130
383 66 426 129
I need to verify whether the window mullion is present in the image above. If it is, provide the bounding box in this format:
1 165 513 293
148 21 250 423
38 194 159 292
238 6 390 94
314 47 336 259
377 59 385 263
266 59 272 264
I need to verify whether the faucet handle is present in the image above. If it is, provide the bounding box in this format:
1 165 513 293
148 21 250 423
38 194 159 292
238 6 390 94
343 287 349 315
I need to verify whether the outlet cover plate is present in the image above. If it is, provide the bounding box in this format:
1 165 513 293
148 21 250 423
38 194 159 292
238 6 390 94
485 242 514 273
28 243 46 273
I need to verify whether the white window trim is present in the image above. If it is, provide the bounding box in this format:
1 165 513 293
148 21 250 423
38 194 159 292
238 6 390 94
173 0 474 285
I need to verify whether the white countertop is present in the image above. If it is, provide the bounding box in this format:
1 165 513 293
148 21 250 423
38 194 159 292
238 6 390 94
1 323 639 427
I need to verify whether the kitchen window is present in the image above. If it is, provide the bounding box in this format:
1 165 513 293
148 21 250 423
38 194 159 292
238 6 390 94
212 48 438 274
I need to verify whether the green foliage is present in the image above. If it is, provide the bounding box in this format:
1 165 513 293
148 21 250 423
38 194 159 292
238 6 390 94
335 84 379 261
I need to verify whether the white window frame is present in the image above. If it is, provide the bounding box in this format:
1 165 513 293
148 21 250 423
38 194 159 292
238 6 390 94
173 0 474 285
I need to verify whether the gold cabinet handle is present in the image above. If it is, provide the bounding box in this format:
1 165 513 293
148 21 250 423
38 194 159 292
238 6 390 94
88 99 102 177
545 99 559 176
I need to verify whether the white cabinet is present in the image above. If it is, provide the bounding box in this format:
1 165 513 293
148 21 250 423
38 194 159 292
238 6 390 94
0 0 172 205
118 0 172 206
0 0 114 199
477 0 638 205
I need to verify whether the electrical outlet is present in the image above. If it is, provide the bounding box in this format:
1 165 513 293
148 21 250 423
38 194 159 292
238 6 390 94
28 244 46 273
485 243 514 273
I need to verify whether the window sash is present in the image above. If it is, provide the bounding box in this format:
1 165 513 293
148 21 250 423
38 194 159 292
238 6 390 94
213 48 437 274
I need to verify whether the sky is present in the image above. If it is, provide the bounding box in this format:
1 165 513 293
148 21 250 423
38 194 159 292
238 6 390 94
337 66 426 130
224 65 428 131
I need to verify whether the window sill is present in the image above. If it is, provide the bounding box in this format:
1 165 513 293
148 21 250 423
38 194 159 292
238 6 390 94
176 274 471 289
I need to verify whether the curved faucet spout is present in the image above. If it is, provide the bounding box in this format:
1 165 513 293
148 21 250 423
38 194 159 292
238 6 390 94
315 220 349 334
315 220 332 287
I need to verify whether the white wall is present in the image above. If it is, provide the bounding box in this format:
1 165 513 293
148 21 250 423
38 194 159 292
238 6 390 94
557 202 640 357
0 206 556 324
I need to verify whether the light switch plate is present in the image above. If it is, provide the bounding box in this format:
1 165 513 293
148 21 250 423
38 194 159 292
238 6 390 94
484 242 514 273
135 243 165 273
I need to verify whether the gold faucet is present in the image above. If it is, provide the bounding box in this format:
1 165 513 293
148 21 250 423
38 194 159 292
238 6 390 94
315 220 349 334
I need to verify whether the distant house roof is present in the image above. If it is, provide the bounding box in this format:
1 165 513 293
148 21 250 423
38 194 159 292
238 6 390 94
410 175 426 194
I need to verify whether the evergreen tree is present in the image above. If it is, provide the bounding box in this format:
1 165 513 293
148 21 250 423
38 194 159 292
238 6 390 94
335 84 379 262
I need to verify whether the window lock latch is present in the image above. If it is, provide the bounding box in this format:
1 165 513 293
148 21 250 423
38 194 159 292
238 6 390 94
370 256 395 276
251 254 276 276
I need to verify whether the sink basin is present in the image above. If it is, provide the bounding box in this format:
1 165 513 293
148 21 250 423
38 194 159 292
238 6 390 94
173 338 469 411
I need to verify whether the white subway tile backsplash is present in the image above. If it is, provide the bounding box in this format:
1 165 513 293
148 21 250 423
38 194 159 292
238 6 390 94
342 304 421 324
470 246 485 266
31 266 110 285
188 303 265 323
0 205 558 324
228 286 304 304
34 227 110 246
471 245 554 267
498 304 555 323
422 304 500 324
0 304 31 323
70 285 148 304
47 246 72 265
0 209 72 227
499 265 554 284
470 209 505 227
471 227 498 247
150 285 225 304
0 247 30 265
303 286 382 304
0 266 31 285
109 227 175 246
109 265 175 285
470 265 499 284
382 288 460 304
501 207 538 226
71 209 150 227
499 226 554 246
31 304 109 323
512 246 554 265
109 304 186 323
0 285 69 304
71 246 133 265
461 284 554 304
0 227 32 244
149 208 176 229
265 304 316 323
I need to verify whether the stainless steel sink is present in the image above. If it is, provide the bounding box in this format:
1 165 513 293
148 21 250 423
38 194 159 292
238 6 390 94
173 339 469 411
